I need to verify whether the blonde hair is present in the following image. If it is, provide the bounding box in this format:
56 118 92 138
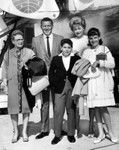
69 16 86 31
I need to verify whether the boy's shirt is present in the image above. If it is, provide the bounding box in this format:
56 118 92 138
59 52 74 71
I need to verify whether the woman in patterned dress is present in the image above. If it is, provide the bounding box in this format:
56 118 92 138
82 27 118 143
2 30 35 143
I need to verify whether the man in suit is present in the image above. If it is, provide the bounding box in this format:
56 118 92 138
49 39 80 144
32 17 64 139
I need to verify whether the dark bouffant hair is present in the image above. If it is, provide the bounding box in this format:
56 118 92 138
60 38 73 47
87 27 103 46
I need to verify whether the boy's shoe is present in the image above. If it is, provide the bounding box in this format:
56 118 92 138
67 136 76 143
51 136 61 145
61 130 67 136
35 132 49 139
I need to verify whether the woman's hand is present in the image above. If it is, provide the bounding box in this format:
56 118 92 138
1 78 7 86
1 78 8 94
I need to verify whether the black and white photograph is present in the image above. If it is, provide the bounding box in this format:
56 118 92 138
0 0 119 150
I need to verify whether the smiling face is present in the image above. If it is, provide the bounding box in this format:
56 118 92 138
89 35 100 48
61 43 72 57
41 20 53 36
73 25 84 38
12 34 24 49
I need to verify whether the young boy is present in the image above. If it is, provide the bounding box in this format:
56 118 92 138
49 39 80 144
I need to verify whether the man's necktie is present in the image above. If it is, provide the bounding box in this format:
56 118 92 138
46 36 51 57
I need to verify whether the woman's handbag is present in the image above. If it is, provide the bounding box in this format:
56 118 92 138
96 53 107 61
28 75 49 96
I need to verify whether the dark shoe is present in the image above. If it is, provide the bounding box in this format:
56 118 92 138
61 130 67 136
67 136 76 143
35 132 49 139
51 136 61 145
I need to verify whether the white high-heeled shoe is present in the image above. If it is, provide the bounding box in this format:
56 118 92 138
106 134 118 143
93 135 105 144
110 137 118 143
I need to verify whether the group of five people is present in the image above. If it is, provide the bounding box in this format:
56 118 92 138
1 16 118 145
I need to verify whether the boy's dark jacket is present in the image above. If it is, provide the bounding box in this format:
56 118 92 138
49 54 80 93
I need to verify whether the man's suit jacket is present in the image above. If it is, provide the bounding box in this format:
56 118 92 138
49 54 80 94
32 33 64 71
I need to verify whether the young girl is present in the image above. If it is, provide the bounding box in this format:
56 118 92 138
82 27 118 143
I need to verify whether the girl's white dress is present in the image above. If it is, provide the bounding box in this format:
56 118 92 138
82 45 115 108
71 35 88 57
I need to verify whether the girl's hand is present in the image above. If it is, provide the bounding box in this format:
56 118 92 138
91 66 96 73
91 61 99 73
92 61 99 68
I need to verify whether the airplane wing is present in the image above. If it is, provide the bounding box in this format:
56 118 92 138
0 0 60 19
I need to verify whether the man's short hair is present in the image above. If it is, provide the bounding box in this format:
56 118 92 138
60 38 73 47
41 17 53 26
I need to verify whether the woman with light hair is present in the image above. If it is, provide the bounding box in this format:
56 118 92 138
69 15 88 57
2 30 35 143
69 15 89 138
